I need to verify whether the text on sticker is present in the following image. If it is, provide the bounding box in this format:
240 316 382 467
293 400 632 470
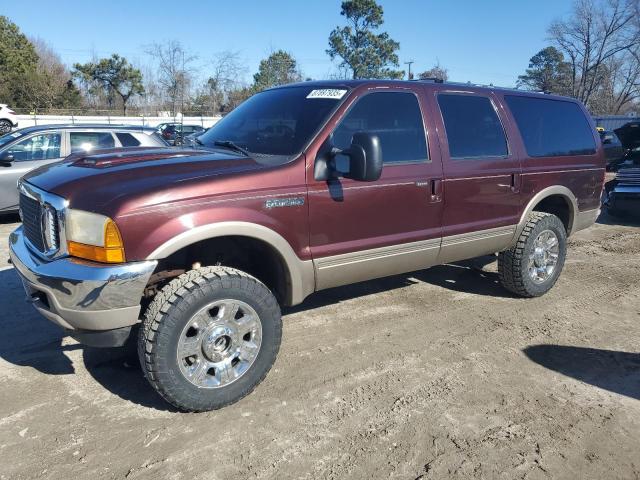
306 89 348 99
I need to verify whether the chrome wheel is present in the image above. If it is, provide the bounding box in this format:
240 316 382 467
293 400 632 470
177 299 262 388
528 229 560 284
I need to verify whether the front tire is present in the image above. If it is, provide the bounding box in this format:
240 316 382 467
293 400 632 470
498 212 567 297
138 266 282 412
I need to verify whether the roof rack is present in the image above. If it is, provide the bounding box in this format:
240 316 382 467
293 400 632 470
409 78 547 94
411 77 444 84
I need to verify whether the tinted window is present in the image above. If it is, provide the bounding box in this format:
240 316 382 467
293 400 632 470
0 130 23 148
70 132 115 152
505 96 596 157
6 133 61 161
438 94 508 159
116 132 141 147
199 86 347 160
333 92 427 163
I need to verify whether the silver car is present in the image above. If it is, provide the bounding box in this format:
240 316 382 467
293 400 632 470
0 124 167 213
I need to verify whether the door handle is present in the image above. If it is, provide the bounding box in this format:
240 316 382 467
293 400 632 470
430 179 442 203
511 173 521 193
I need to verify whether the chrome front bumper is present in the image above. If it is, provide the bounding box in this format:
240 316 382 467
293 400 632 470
9 226 157 332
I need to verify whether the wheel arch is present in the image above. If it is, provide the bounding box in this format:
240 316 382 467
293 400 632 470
146 222 315 306
516 186 578 240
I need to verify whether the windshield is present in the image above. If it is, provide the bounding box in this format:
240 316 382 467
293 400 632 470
198 86 349 163
0 131 23 148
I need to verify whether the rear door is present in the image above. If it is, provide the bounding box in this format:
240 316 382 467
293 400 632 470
0 131 64 211
307 87 444 290
430 88 521 263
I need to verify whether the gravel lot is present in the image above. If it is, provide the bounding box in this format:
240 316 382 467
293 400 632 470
0 212 639 480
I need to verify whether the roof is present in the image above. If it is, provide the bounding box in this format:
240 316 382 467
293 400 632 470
12 124 157 135
273 79 572 102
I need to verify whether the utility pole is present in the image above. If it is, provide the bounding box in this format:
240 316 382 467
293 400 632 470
404 60 414 80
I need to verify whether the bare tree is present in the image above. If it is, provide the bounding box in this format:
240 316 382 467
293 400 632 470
25 37 81 111
207 50 247 113
146 41 197 115
418 62 449 82
549 0 640 110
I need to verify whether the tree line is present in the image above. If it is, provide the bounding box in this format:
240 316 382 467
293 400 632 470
1 0 638 117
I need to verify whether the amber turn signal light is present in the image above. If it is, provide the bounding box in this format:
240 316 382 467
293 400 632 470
68 219 126 263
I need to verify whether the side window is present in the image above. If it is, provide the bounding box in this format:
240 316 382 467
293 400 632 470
70 132 115 153
333 92 428 164
6 133 61 161
505 96 596 157
115 132 141 147
437 94 508 159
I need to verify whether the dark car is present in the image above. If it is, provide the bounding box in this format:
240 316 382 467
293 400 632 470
10 80 605 411
0 124 167 213
181 127 209 146
604 166 640 217
159 123 205 146
614 121 640 166
598 129 625 171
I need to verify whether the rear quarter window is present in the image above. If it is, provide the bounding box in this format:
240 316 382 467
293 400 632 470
505 95 596 157
115 132 141 147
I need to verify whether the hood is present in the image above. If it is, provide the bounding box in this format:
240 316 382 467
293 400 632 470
614 121 640 150
23 146 277 215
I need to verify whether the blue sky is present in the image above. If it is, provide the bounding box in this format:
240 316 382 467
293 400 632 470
1 0 574 87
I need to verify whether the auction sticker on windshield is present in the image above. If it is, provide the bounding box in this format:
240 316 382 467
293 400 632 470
306 89 348 99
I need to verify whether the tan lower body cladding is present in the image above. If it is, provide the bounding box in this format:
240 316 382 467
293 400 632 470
314 225 516 291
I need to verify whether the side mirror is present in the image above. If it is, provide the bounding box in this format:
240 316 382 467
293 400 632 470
314 132 383 182
0 154 14 166
343 132 383 182
602 135 613 145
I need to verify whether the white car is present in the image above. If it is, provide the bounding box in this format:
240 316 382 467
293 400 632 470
0 104 18 134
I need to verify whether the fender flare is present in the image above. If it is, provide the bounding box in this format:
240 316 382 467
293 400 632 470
146 221 315 306
515 186 578 239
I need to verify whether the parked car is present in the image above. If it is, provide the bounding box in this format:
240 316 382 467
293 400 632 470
9 80 605 411
603 165 640 217
159 123 205 145
598 129 625 171
0 104 18 134
0 124 167 213
182 127 209 146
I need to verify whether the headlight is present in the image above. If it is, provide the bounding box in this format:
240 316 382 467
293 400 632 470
65 209 126 263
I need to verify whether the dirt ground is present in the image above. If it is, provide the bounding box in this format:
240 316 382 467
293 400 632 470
0 212 639 480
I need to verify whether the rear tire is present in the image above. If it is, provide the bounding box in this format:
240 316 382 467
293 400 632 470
0 119 12 134
138 266 282 412
498 212 567 297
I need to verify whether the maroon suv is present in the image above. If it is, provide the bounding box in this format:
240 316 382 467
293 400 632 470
9 80 605 411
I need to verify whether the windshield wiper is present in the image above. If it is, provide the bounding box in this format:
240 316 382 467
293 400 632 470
213 140 250 157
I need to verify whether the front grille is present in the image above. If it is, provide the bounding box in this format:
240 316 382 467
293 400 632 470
19 192 60 254
616 167 640 185
20 193 45 251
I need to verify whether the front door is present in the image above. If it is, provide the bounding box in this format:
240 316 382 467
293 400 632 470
307 88 444 290
430 89 522 263
0 132 64 212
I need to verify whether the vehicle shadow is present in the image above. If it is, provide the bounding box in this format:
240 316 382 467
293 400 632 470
0 267 76 375
286 255 514 314
523 344 640 400
81 343 176 411
0 267 173 411
0 213 20 224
